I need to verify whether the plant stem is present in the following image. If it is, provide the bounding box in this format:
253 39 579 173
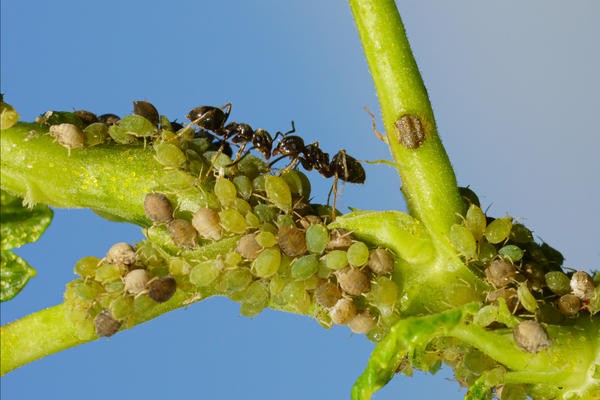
349 0 464 235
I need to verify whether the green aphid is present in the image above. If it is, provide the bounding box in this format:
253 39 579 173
242 280 270 307
517 282 538 313
74 256 102 279
465 204 486 241
255 231 277 248
484 217 513 244
233 198 252 215
368 276 399 318
291 254 319 280
83 122 109 146
110 296 134 320
232 175 253 200
324 250 348 271
281 281 312 314
245 212 260 228
281 170 311 200
95 263 125 284
450 224 477 259
264 175 292 212
0 101 20 129
498 244 524 263
219 208 248 234
252 248 281 278
154 142 187 168
477 242 497 263
73 279 104 301
214 177 238 206
220 268 253 293
119 114 156 138
189 261 221 287
305 224 329 255
108 124 137 144
253 203 278 223
347 241 370 267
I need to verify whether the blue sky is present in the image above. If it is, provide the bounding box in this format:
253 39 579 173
1 1 599 399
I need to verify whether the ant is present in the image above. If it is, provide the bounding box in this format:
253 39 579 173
270 132 365 219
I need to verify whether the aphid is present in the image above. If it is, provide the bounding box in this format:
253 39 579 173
49 123 84 154
277 226 307 257
367 248 394 275
192 208 222 241
218 208 248 234
73 110 99 127
133 100 160 126
517 282 538 313
484 217 513 244
544 271 571 296
148 276 177 303
335 267 371 296
167 219 198 248
348 310 377 334
512 320 552 353
327 228 354 250
521 262 544 292
329 297 357 325
557 294 581 317
305 224 329 255
123 269 150 295
265 175 293 212
251 247 281 278
94 309 122 337
449 224 477 259
186 103 232 132
486 287 519 312
105 242 137 266
324 250 349 271
189 261 221 287
570 270 595 300
346 242 370 267
291 254 319 280
315 281 342 308
394 114 425 149
144 193 174 223
98 113 120 125
484 259 517 288
236 233 262 260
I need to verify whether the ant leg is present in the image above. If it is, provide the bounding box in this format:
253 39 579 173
224 148 251 168
268 154 287 168
220 102 233 119
364 106 388 143
202 142 227 180
330 175 339 221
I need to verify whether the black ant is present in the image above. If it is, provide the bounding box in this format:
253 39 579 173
270 132 365 218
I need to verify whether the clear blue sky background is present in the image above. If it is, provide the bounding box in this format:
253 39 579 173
1 1 599 399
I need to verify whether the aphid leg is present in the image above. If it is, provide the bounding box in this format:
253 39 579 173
364 106 388 143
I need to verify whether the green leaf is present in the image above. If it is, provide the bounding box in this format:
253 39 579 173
330 210 434 264
352 303 479 400
1 250 37 301
1 190 53 250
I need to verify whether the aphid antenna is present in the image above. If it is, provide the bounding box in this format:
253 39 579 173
363 105 388 144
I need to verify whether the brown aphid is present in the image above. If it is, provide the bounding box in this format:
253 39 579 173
486 287 519 311
329 297 357 325
557 294 581 317
326 228 353 250
94 309 122 337
297 215 323 230
124 269 150 295
277 226 307 257
236 233 262 260
98 113 120 125
367 248 394 275
348 310 377 334
133 100 160 126
512 320 552 353
570 270 595 300
335 267 371 296
49 123 84 153
74 110 99 127
522 262 545 292
192 208 222 241
148 276 177 303
394 114 425 149
106 242 137 266
168 219 198 248
315 281 342 308
484 259 517 288
144 193 174 223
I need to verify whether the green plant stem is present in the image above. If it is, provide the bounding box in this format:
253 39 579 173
1 123 168 225
349 0 464 235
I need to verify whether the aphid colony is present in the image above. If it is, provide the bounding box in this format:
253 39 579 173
57 102 389 339
450 190 599 353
